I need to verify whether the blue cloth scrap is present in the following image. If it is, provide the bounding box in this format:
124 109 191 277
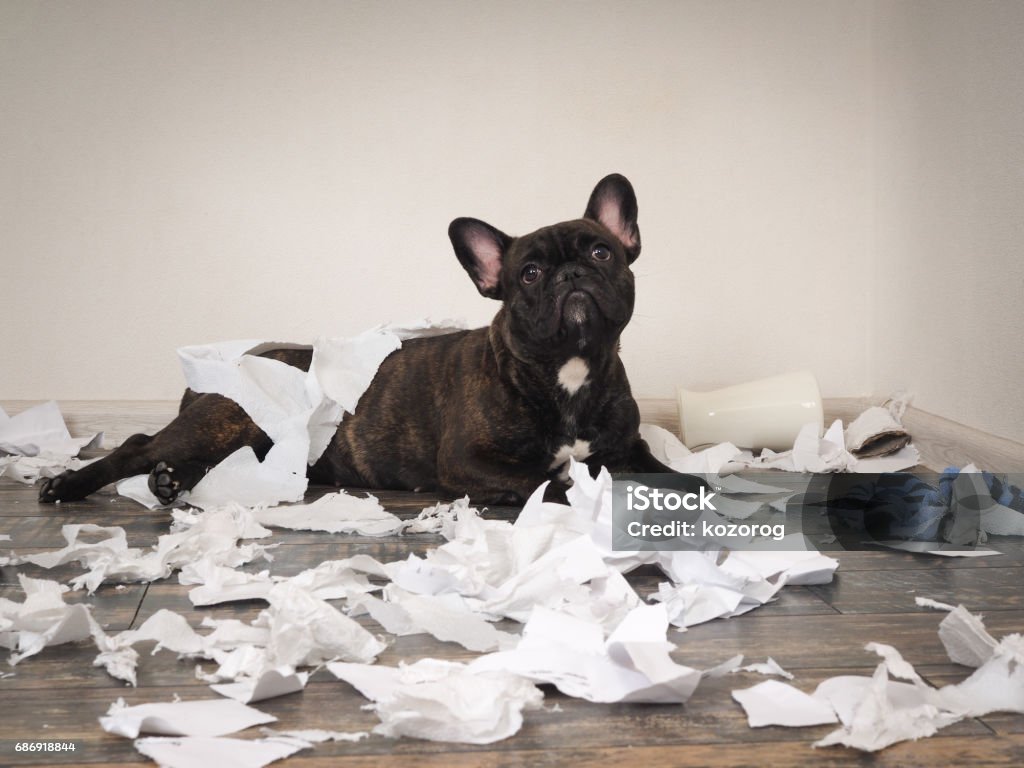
983 470 1024 512
823 468 1024 544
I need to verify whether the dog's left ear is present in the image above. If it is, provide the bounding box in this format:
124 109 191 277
449 217 513 300
584 173 641 263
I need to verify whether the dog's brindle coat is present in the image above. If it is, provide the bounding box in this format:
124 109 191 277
40 174 676 506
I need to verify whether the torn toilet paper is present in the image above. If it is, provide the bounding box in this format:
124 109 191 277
10 504 273 594
328 658 543 744
253 491 403 536
0 575 99 664
469 604 706 704
0 401 101 483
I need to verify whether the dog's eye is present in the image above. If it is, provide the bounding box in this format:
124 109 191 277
591 245 612 261
520 264 542 284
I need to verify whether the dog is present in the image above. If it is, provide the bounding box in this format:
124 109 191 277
40 173 677 506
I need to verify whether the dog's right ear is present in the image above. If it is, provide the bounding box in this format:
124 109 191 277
449 218 513 300
584 173 641 263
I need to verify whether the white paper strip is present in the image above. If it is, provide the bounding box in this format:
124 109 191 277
100 698 276 738
210 668 310 704
733 680 838 727
253 491 403 536
134 735 309 768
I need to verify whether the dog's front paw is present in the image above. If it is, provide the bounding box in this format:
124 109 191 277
39 470 86 503
148 461 182 505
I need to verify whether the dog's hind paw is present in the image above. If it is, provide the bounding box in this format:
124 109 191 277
39 470 85 503
148 461 182 505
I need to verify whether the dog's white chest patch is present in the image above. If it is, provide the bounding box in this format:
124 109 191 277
557 357 589 395
549 439 593 481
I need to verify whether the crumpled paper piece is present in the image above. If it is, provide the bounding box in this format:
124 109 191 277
914 597 999 668
754 420 857 473
0 400 102 457
210 668 310 704
328 658 543 744
381 468 643 630
351 587 519 652
9 504 273 593
937 633 1024 718
281 554 388 599
184 554 386 607
182 562 276 607
0 575 99 664
0 452 95 485
470 604 706 703
94 598 356 701
649 543 837 630
90 555 385 689
401 497 470 535
813 643 961 751
650 551 785 629
256 581 386 667
93 609 272 687
717 546 839 587
153 582 387 691
736 657 794 679
100 697 276 738
651 540 835 630
0 401 102 484
639 424 743 474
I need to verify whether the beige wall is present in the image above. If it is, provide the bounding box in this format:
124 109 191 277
3 1 1021 443
871 1 1024 443
0 0 873 401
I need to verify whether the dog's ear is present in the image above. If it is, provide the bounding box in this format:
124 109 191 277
449 217 513 300
584 173 641 263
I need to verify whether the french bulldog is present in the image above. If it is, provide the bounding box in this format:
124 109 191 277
40 173 677 506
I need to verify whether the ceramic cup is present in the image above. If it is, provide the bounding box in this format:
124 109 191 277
677 370 824 450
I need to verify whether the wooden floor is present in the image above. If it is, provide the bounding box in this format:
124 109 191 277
3 441 1024 766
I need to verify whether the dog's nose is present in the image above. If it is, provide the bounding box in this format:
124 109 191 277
555 263 587 283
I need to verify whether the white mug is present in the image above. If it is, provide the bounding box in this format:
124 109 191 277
677 370 823 451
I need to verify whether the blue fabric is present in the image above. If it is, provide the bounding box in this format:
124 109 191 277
983 470 1024 512
822 468 1024 544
